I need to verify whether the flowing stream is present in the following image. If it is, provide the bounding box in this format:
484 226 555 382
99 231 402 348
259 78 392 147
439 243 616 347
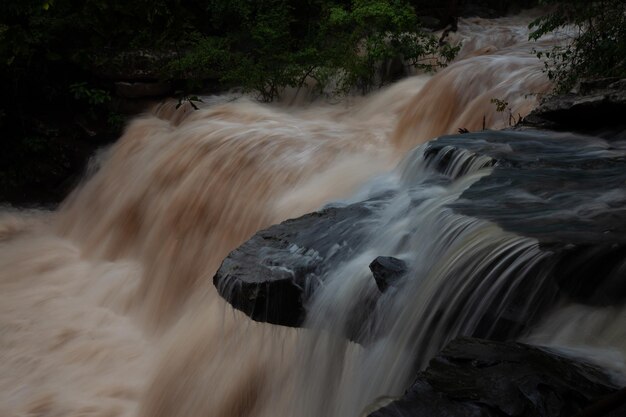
1 10 623 417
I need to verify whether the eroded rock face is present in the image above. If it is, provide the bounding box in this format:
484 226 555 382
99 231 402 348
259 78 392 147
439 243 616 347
368 337 620 417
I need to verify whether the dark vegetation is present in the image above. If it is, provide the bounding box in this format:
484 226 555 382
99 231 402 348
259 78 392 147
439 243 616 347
0 0 463 205
529 0 626 93
0 0 623 205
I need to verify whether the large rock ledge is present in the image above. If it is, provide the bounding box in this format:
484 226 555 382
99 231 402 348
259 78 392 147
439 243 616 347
368 337 623 417
214 129 626 328
430 131 626 305
213 200 384 326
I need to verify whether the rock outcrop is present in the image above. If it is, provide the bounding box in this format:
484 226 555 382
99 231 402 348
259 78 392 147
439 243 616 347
427 131 626 305
368 337 622 417
213 200 383 326
214 130 626 328
521 78 626 137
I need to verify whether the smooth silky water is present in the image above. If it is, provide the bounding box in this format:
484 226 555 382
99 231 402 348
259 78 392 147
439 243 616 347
1 11 622 417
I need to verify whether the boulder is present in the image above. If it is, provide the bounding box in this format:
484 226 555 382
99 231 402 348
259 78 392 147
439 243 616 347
213 199 385 327
369 256 408 292
368 337 621 417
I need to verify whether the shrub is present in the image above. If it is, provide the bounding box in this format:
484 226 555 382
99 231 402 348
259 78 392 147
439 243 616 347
529 0 626 93
170 0 459 101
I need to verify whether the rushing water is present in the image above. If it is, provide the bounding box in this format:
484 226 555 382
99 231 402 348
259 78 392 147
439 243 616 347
1 11 622 417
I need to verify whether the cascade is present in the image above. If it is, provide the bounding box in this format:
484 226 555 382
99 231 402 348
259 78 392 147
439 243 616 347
1 10 623 417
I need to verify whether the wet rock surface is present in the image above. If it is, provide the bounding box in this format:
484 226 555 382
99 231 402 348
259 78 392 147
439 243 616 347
213 200 384 326
521 78 626 137
427 131 626 245
215 129 626 327
368 337 621 417
369 256 408 292
427 131 626 305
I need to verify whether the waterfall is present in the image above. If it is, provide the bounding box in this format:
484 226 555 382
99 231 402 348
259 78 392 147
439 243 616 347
253 146 550 417
1 10 620 417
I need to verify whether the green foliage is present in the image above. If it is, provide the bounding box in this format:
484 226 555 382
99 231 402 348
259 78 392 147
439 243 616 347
0 0 461 201
320 0 458 95
163 0 459 101
70 82 110 106
106 112 126 132
529 0 626 93
0 0 458 107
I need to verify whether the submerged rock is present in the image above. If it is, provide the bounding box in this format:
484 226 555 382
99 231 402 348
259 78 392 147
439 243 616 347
368 337 620 417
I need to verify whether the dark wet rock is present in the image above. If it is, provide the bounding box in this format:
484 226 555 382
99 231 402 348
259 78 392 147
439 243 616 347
369 256 408 292
521 78 626 137
110 97 160 115
213 199 385 327
573 387 626 417
425 131 626 305
368 337 620 417
215 129 626 329
603 403 626 417
426 132 626 245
